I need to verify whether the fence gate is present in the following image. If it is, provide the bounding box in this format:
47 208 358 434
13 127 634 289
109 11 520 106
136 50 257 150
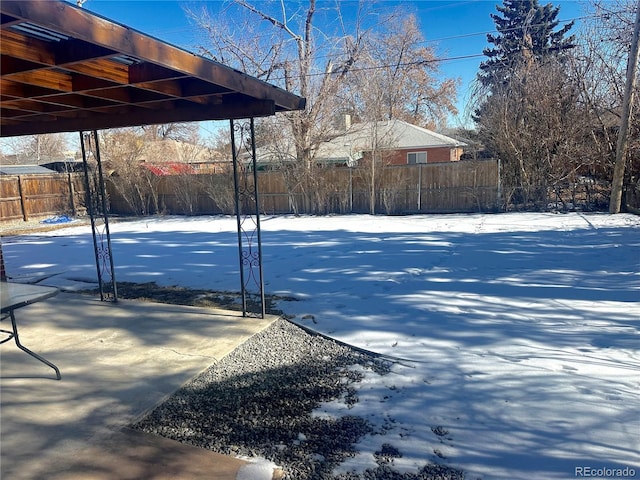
230 118 265 318
80 131 117 302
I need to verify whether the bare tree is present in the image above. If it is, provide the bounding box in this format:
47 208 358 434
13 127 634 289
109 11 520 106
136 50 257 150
336 11 457 213
100 128 161 215
170 139 206 215
344 13 458 129
477 57 593 210
141 123 201 142
1 133 70 164
187 0 367 169
185 1 458 212
198 170 236 214
471 0 584 210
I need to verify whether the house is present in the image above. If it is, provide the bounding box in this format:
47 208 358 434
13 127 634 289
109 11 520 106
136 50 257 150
253 119 466 169
318 119 466 166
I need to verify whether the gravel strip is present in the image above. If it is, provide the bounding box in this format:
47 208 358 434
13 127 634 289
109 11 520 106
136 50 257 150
132 318 464 480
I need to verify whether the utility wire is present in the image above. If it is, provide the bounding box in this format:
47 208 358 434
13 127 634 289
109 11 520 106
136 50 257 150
133 9 623 82
143 12 606 49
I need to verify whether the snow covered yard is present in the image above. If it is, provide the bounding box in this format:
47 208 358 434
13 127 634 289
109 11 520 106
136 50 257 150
3 212 639 480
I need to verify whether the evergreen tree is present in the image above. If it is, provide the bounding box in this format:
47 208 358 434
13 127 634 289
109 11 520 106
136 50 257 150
478 0 575 89
474 0 578 210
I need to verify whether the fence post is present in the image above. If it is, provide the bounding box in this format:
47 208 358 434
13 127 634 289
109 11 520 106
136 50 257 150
17 176 28 222
349 167 353 213
497 158 502 211
417 165 422 211
67 173 77 216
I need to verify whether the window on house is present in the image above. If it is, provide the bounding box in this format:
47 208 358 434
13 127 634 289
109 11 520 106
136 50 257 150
407 152 427 164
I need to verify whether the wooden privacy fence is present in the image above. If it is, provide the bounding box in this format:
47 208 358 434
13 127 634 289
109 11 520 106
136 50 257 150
261 160 501 214
107 160 501 215
0 173 86 222
0 160 500 222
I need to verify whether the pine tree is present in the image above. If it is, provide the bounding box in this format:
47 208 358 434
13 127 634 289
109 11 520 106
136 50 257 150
478 0 575 89
474 0 578 210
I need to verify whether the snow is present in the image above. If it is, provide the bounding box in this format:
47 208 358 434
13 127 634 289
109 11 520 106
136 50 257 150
3 212 639 480
236 457 281 480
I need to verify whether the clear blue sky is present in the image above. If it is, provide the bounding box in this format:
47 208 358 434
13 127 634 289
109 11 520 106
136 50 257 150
78 0 589 128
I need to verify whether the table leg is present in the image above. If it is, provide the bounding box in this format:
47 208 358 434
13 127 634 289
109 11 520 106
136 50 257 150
8 311 61 380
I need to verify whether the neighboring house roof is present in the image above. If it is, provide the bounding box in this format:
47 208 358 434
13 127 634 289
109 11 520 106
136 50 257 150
254 119 467 166
143 163 197 176
41 161 85 173
0 154 76 166
320 119 466 158
0 164 56 175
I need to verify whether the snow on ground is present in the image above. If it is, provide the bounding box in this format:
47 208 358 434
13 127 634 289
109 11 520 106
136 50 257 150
236 457 282 480
2 212 639 480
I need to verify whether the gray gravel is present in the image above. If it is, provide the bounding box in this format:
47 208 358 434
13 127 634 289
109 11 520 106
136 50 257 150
132 318 464 480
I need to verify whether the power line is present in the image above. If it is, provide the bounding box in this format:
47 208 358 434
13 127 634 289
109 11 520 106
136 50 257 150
142 11 606 51
250 40 605 82
199 12 609 65
125 7 625 83
255 53 484 83
422 14 606 45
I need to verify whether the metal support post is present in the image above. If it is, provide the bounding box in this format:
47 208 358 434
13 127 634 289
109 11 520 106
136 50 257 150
80 130 118 302
230 119 266 318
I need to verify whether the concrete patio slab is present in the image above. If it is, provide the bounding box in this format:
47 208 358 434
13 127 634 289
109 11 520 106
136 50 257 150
1 292 278 480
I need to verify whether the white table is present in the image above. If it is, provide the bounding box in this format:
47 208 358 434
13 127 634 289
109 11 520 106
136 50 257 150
1 282 61 379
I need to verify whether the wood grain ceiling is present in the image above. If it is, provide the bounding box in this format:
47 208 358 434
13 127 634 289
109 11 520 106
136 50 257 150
0 0 305 137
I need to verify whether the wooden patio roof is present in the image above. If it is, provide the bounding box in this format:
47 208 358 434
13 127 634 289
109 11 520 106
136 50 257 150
0 0 306 137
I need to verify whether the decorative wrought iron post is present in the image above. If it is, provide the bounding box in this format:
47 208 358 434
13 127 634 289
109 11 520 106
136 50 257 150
80 130 118 302
230 118 266 318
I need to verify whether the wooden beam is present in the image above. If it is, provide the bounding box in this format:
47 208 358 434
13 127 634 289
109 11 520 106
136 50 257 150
80 85 170 105
0 29 54 64
1 98 75 114
1 29 118 67
0 56 43 75
39 93 119 110
6 69 73 92
62 59 129 84
76 85 132 104
1 99 277 136
0 79 60 98
133 79 183 98
71 74 124 92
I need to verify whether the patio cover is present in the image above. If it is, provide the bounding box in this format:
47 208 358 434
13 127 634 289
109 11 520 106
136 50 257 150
0 0 305 316
0 0 305 137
